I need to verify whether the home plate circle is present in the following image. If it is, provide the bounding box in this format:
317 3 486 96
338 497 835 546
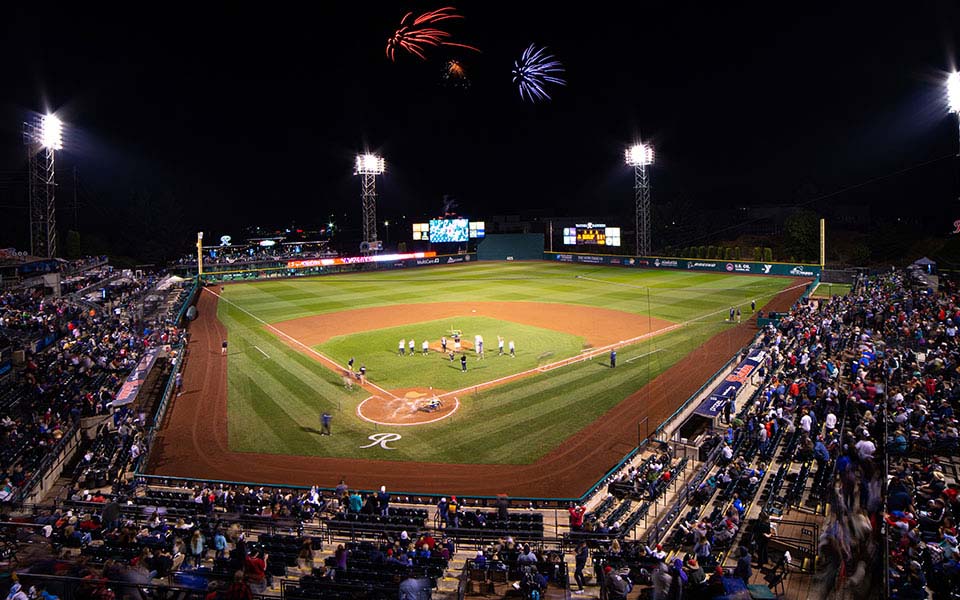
357 388 459 426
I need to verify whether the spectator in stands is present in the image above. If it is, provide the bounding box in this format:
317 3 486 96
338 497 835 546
347 491 362 513
518 544 538 565
645 543 666 561
225 571 252 600
573 542 589 593
190 529 205 567
685 556 706 588
448 496 460 527
733 545 752 585
244 548 268 591
754 510 773 568
334 544 348 575
436 497 448 527
604 565 629 600
213 529 227 561
496 494 509 520
376 485 390 516
568 503 586 531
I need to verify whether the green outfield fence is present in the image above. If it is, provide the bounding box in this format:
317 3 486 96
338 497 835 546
545 251 822 277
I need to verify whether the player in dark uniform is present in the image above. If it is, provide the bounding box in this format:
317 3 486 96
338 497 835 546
460 354 467 372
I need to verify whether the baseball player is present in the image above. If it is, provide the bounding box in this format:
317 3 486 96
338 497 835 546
409 339 415 356
422 339 429 355
477 339 484 360
498 336 504 356
441 336 448 352
509 340 516 357
454 338 462 352
399 339 405 356
460 354 467 372
221 340 228 355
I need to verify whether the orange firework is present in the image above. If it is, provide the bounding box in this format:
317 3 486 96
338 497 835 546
441 59 470 89
386 7 480 62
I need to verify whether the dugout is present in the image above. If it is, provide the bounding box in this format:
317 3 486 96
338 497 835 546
676 414 716 461
477 233 544 261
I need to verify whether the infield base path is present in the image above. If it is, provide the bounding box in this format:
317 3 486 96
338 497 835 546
146 282 807 498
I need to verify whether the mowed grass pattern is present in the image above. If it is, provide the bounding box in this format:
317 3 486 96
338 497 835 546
318 316 584 390
219 262 795 463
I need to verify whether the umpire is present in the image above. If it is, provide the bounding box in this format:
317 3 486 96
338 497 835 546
610 349 617 368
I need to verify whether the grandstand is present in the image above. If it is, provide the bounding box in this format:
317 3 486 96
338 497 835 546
0 249 949 600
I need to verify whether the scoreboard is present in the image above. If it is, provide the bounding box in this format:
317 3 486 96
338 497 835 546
563 224 621 247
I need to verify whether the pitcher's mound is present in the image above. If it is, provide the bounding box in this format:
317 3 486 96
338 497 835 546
357 387 459 426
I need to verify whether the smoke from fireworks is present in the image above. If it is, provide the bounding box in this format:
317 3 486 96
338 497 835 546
512 44 566 102
386 7 480 62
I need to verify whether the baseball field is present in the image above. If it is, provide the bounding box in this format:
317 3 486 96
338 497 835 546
148 261 807 497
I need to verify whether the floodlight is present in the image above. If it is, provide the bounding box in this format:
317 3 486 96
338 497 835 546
40 115 63 150
948 72 960 114
625 143 654 167
355 153 385 175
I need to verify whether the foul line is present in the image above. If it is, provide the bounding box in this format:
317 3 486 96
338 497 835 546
252 345 270 359
356 395 461 427
625 348 665 364
434 279 811 401
204 287 396 399
207 278 810 413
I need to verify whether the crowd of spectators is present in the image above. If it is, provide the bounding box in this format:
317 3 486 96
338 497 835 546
0 271 188 506
176 243 336 267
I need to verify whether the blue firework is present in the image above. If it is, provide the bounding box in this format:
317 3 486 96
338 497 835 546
512 43 566 102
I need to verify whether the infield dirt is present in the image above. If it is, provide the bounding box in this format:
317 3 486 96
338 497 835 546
147 281 806 497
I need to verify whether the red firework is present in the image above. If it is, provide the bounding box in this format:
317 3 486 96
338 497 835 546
386 7 480 62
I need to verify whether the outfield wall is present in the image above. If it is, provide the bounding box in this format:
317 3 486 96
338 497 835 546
545 251 821 277
478 233 545 261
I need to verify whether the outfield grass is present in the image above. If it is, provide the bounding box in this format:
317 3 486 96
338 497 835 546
811 282 851 298
219 262 798 463
318 316 583 390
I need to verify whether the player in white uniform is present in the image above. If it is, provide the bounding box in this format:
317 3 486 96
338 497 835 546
409 339 415 356
498 336 504 356
509 340 516 357
422 339 429 355
399 339 405 356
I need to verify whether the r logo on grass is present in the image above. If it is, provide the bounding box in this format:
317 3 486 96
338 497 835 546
360 433 401 450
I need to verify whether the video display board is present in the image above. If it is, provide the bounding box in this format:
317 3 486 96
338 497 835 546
563 224 621 247
429 219 469 243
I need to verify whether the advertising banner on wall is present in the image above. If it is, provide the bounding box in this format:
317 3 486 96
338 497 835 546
544 253 820 277
112 348 162 407
694 350 765 418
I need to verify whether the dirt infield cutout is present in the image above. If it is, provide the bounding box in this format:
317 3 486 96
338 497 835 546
271 301 674 349
273 302 675 426
357 387 459 426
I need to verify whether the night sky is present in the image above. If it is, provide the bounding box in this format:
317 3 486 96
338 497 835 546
2 2 960 252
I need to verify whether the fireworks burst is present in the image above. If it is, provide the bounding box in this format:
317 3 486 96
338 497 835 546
512 44 566 102
386 7 480 62
441 59 470 89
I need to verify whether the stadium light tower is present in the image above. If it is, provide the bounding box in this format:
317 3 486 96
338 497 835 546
625 142 654 257
355 153 385 254
948 72 960 156
23 114 63 258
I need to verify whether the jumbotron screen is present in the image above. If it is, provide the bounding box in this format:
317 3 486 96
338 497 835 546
563 224 621 247
429 219 469 243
